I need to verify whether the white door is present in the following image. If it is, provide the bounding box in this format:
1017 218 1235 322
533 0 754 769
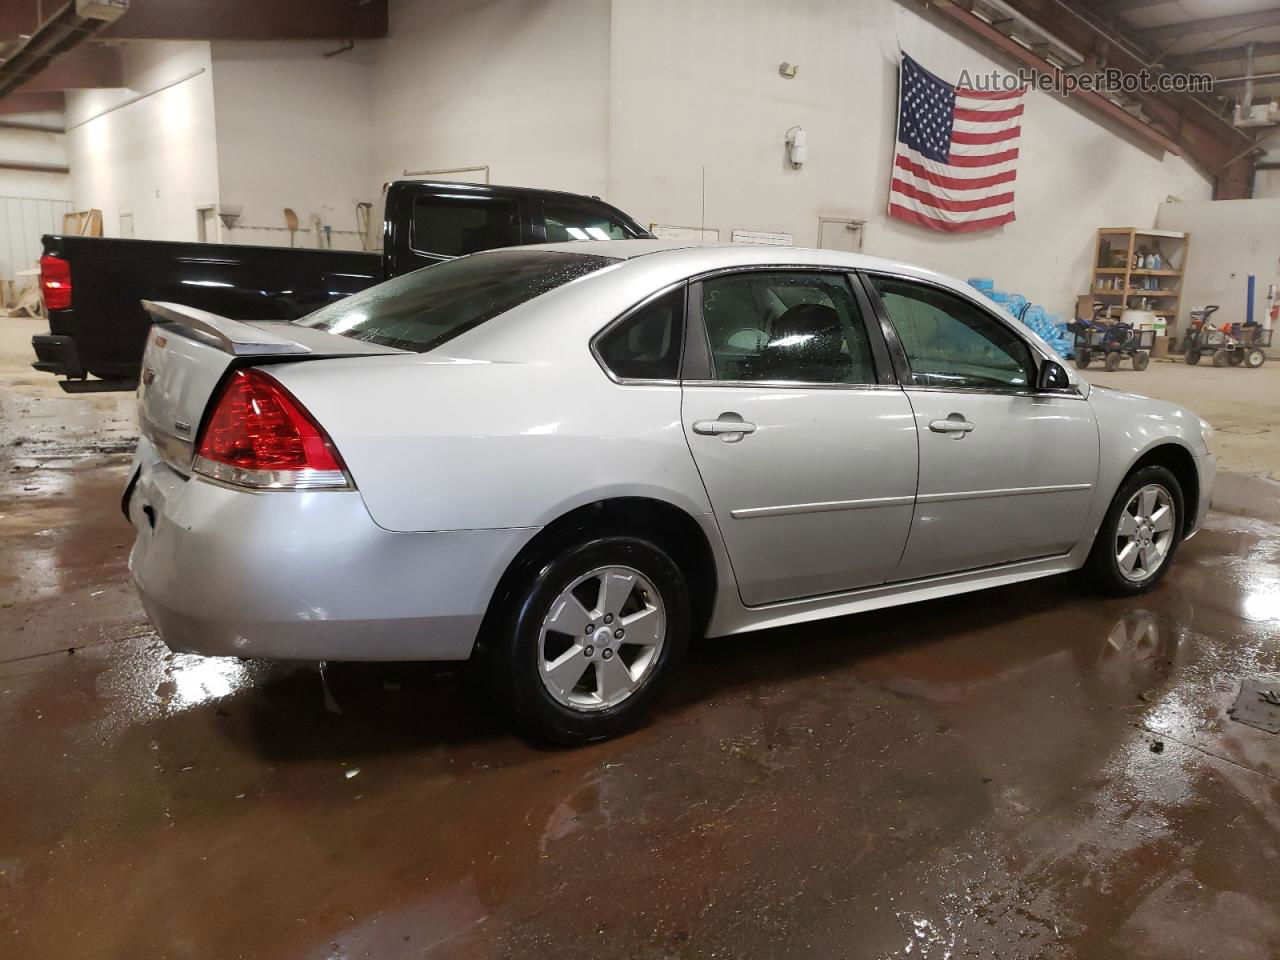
681 270 918 606
818 217 863 253
866 274 1099 580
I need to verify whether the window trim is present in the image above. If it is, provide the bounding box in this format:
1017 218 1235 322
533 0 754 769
681 266 894 390
859 269 1080 400
589 281 690 385
407 191 528 260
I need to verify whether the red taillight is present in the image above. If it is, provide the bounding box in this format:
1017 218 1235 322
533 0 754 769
193 368 350 489
40 255 72 310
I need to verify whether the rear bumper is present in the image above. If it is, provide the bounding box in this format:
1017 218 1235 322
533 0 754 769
126 437 538 661
31 333 85 379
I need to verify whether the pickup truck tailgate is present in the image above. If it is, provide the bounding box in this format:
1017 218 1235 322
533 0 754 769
137 300 402 473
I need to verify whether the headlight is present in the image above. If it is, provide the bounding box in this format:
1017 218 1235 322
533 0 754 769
1199 418 1216 456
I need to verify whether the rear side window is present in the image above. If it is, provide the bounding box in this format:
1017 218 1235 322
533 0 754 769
411 194 521 257
596 287 685 380
295 250 617 353
543 201 638 242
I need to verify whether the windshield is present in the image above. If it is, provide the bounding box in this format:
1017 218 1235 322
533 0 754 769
295 249 617 352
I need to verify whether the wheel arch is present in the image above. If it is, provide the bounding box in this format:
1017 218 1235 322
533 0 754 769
476 496 721 654
1125 441 1199 538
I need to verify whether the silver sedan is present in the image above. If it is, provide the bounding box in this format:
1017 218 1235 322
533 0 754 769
126 241 1216 742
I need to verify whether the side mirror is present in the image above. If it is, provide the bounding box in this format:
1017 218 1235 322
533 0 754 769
1037 359 1073 391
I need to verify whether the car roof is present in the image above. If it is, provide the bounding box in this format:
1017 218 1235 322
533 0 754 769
532 239 969 292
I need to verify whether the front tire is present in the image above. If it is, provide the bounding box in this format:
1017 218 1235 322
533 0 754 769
1245 347 1266 368
1085 465 1183 596
482 536 690 744
1131 350 1150 371
1104 350 1122 372
1184 349 1201 365
1074 348 1091 370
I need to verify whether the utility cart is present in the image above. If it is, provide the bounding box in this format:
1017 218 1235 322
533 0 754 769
1070 304 1154 371
1183 305 1270 368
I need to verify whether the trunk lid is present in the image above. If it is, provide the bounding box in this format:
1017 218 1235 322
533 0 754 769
137 300 403 473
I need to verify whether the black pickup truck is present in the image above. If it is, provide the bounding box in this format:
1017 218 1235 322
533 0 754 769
32 180 649 389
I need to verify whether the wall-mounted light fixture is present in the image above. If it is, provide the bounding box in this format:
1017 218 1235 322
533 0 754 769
785 126 807 169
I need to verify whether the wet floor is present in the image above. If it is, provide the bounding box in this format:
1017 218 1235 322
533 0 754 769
3 368 1280 959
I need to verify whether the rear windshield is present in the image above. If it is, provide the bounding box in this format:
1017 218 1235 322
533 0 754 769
295 249 617 352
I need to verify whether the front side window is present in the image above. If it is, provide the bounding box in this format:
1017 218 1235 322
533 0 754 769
543 201 638 242
870 276 1033 392
296 249 616 353
699 272 876 385
596 287 685 380
411 194 521 257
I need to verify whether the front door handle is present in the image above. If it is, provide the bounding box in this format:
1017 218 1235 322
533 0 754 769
692 413 757 443
928 414 975 438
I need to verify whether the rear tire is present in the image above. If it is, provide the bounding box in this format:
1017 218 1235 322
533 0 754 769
1212 348 1228 367
1104 350 1122 372
480 536 690 745
1131 350 1150 371
1245 347 1266 368
1074 348 1091 370
1085 465 1183 597
1227 351 1244 366
1184 349 1200 365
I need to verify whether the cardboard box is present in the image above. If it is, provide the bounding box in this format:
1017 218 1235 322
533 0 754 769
1151 335 1169 359
1075 294 1095 322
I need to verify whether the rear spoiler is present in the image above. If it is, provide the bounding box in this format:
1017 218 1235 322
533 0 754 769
141 300 311 356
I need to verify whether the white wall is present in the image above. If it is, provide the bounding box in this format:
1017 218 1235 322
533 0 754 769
369 0 611 196
1156 199 1280 331
210 41 376 250
66 41 219 241
607 0 1211 318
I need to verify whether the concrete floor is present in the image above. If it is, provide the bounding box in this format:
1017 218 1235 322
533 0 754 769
3 315 1280 959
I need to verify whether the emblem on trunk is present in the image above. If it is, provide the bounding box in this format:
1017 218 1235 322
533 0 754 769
174 420 191 434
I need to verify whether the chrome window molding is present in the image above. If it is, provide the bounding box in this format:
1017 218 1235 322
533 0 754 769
859 269 1082 404
682 378 901 392
590 280 689 385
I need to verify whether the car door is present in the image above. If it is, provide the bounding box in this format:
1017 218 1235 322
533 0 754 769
863 273 1099 581
681 269 919 606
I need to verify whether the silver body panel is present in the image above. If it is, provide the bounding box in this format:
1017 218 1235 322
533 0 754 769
126 241 1217 662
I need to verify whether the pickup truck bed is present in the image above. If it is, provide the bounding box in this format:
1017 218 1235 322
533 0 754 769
33 235 379 384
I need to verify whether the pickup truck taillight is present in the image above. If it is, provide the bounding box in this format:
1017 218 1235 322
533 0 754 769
192 368 351 490
39 255 72 310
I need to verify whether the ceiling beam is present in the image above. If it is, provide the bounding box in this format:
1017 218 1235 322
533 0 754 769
1104 0 1175 11
922 0 1182 155
0 90 62 115
102 0 388 41
0 0 41 42
18 42 122 92
990 0 1259 198
1135 7 1280 43
1173 40 1280 68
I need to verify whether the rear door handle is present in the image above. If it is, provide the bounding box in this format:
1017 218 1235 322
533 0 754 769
692 413 757 442
928 416 975 438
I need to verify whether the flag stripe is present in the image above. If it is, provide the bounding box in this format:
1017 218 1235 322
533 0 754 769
954 87 1024 101
897 145 1018 179
891 179 1015 212
889 203 1017 232
895 155 1017 192
951 126 1021 145
953 104 1024 122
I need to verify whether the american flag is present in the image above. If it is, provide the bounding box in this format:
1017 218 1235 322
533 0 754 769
888 54 1026 233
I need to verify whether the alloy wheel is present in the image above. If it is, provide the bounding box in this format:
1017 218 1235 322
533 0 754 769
1115 484 1176 582
538 565 666 711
